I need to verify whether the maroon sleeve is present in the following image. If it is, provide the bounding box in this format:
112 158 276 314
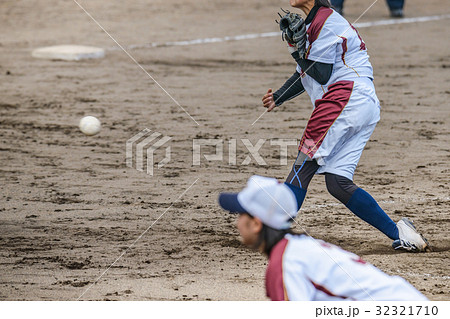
265 238 289 301
305 7 334 59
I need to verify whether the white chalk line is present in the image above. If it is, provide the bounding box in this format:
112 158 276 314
108 14 450 51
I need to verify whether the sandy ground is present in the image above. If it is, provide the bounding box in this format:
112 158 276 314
0 0 449 300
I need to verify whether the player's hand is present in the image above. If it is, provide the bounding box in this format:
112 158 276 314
262 89 277 112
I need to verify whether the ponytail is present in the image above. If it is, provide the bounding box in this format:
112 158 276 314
315 0 332 7
260 224 304 256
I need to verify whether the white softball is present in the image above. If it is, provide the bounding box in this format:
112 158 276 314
79 116 101 136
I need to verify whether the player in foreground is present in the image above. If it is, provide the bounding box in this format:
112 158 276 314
262 0 429 251
219 176 428 301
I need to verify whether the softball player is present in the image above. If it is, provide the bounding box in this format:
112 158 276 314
262 0 429 251
219 176 428 301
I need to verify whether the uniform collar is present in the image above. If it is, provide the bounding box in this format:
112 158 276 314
305 5 320 25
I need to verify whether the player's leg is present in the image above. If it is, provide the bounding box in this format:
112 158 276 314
311 80 403 245
324 173 429 251
287 80 357 210
325 173 399 240
307 80 428 251
330 0 345 15
321 118 429 251
319 117 400 241
285 151 319 210
386 0 404 17
320 106 428 251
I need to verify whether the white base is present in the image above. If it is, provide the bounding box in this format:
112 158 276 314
32 45 105 61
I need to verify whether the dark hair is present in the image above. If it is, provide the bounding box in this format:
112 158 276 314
259 224 304 255
244 213 304 255
315 0 332 7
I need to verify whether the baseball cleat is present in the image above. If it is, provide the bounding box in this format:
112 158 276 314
392 218 430 252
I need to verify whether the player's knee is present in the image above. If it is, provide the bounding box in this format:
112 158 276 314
325 173 358 204
325 174 340 198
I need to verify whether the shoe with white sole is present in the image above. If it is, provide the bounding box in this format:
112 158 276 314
392 218 430 252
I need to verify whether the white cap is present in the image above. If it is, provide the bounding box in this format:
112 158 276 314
218 175 298 229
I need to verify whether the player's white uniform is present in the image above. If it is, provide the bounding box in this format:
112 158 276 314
296 7 380 180
266 234 428 301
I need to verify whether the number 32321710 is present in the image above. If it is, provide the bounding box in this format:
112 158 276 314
375 305 438 316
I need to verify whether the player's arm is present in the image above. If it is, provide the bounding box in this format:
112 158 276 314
273 71 305 106
296 57 333 85
290 49 333 85
262 72 305 112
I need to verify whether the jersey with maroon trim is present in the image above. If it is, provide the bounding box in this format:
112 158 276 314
296 7 373 105
266 234 428 301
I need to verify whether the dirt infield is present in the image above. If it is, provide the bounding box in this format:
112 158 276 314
0 0 449 300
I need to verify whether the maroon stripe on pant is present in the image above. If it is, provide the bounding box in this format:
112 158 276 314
299 80 354 157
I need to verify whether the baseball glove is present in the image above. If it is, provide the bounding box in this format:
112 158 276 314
278 10 307 57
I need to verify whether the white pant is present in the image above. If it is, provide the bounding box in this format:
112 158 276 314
314 79 380 180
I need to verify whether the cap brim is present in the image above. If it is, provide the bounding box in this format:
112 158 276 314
218 193 247 214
